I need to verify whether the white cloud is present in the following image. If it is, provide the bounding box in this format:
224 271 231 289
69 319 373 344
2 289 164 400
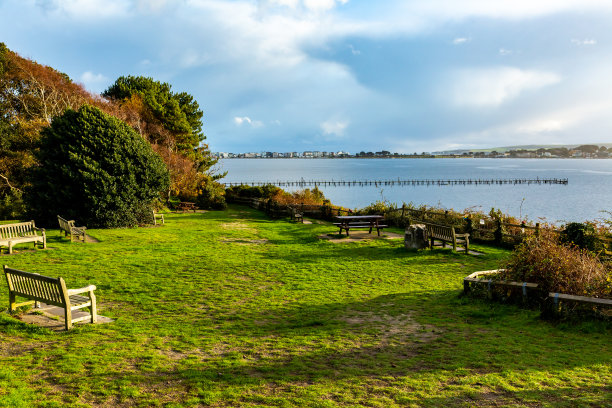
304 0 347 12
452 37 469 45
234 116 264 128
571 38 597 46
35 0 129 18
405 0 612 22
499 48 514 56
321 120 349 136
448 67 561 108
136 0 169 12
79 71 108 92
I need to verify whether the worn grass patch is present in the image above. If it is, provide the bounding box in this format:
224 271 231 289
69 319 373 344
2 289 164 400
0 206 610 407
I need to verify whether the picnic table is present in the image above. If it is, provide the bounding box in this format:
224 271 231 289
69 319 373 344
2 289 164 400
333 215 387 236
176 202 198 212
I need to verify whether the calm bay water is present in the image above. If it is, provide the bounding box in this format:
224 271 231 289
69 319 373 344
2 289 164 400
219 158 612 224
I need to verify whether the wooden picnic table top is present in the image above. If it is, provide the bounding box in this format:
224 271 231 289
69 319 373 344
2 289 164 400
335 215 384 221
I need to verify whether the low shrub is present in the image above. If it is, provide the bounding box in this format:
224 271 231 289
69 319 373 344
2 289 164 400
560 222 606 253
196 180 227 210
499 230 611 298
0 189 25 220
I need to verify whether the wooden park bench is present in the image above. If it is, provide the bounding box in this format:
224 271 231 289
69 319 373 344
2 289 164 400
57 215 87 242
3 265 97 330
424 222 469 253
0 221 46 254
288 206 304 223
153 210 165 225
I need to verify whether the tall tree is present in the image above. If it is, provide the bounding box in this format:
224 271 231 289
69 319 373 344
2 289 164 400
103 75 223 199
103 76 206 159
27 105 170 227
0 42 95 196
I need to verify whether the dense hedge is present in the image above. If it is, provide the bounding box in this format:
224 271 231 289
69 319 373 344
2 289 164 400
27 105 170 227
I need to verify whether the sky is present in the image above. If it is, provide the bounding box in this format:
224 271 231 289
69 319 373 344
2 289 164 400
1 0 612 154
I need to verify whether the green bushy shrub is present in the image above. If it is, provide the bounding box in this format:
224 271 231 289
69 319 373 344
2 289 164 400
26 105 170 227
560 222 606 253
500 231 611 298
0 189 25 220
197 180 227 210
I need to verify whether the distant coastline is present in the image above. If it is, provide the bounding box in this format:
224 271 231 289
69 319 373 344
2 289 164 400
218 155 610 160
214 144 610 160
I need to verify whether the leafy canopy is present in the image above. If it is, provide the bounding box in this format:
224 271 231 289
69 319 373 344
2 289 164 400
103 76 204 158
27 105 170 227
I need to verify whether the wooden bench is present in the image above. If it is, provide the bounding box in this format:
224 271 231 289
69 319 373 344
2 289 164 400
424 222 469 253
3 265 97 330
288 206 303 223
333 222 388 236
0 221 46 254
153 211 165 225
57 215 87 242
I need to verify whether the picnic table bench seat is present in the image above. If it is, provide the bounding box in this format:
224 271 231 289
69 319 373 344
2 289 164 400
423 222 469 253
0 221 46 254
57 215 87 242
3 265 97 330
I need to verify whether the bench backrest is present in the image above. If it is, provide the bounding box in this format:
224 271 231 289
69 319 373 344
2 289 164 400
4 266 67 307
57 215 75 232
0 221 38 240
425 223 455 241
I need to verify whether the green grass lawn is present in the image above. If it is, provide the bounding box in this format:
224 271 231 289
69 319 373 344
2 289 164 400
0 206 610 407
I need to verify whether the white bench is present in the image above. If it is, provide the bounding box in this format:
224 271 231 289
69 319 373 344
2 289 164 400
0 221 46 254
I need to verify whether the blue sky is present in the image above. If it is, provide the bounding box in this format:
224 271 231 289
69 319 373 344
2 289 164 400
2 0 612 153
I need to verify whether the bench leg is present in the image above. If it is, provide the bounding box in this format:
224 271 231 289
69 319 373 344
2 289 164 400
8 242 13 255
64 307 72 330
90 293 97 324
9 292 16 312
452 241 457 252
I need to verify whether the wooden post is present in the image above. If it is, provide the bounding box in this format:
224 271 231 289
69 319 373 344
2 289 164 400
465 216 473 238
494 219 503 245
535 223 540 237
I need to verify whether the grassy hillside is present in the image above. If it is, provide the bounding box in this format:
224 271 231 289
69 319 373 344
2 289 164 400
0 207 610 407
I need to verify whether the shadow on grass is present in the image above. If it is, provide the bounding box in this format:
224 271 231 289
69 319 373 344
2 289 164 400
167 291 610 389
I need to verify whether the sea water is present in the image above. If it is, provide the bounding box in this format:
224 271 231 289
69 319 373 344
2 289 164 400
218 158 612 223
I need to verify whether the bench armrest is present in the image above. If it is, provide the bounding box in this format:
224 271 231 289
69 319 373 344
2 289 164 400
67 285 97 296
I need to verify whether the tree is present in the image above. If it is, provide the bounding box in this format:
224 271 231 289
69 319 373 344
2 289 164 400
576 144 599 154
102 76 205 158
0 42 97 209
102 75 224 202
27 105 169 227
